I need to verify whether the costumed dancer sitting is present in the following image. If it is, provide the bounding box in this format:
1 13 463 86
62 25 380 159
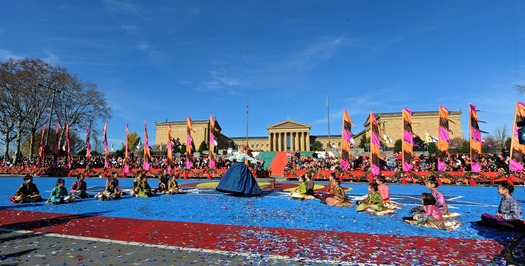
324 179 353 207
305 173 315 196
404 193 461 230
317 172 336 200
291 174 315 200
377 175 400 209
95 173 122 200
70 173 91 198
478 181 523 230
356 182 391 214
216 145 263 196
47 178 75 204
131 172 156 198
168 173 184 194
157 169 170 193
410 178 460 218
10 174 43 203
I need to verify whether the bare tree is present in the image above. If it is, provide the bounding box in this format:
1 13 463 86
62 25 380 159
54 75 111 153
0 57 112 163
517 84 525 95
490 123 509 150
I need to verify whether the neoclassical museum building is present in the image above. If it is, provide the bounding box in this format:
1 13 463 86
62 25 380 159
154 110 462 152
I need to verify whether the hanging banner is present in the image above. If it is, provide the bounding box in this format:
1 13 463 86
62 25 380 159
510 102 525 172
85 123 91 165
186 117 196 169
209 115 218 170
370 110 381 176
167 124 173 173
103 122 109 168
341 109 354 170
402 108 414 172
437 106 452 171
124 124 129 174
470 104 485 173
143 121 151 171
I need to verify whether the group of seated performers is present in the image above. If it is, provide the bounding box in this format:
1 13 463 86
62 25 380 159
290 173 524 234
10 170 187 204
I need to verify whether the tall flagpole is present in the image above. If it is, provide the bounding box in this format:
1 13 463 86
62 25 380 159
246 99 249 147
327 95 331 149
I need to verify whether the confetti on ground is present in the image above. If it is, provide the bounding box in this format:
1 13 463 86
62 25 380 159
1 177 523 265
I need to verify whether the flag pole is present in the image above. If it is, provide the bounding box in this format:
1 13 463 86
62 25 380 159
327 95 331 150
246 99 249 147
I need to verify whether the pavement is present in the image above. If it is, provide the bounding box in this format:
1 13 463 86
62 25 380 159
0 229 295 265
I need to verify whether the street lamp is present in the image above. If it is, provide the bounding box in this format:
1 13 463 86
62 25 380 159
38 83 61 146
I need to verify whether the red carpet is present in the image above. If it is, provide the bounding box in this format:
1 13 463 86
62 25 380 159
0 209 504 264
269 152 288 177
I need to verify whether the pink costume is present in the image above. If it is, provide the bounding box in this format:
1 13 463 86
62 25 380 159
377 183 390 202
423 204 443 220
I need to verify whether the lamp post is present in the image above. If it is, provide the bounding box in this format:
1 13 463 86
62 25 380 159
38 83 61 146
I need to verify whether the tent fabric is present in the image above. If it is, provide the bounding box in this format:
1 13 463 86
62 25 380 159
216 162 262 196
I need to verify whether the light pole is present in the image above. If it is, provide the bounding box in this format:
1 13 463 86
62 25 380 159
38 83 61 146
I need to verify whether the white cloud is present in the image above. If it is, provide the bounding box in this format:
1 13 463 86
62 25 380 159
0 49 24 61
283 35 347 70
43 50 60 65
137 43 149 51
103 0 143 17
196 68 248 95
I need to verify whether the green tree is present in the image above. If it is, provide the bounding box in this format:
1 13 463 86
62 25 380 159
505 137 511 152
427 142 438 155
461 140 470 154
115 131 141 156
393 139 402 153
198 141 208 153
414 136 425 151
358 136 369 149
311 141 323 151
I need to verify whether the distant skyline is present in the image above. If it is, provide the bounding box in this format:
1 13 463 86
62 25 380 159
1 0 524 151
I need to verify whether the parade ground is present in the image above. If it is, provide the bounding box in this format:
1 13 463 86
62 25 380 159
1 176 524 265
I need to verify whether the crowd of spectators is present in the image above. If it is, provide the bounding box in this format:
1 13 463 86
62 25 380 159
0 153 244 171
285 151 510 173
1 150 511 174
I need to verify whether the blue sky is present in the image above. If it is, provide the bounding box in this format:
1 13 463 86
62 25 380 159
1 0 524 149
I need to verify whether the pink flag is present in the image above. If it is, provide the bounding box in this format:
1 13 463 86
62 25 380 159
85 123 91 164
103 122 109 168
66 123 71 168
124 124 129 174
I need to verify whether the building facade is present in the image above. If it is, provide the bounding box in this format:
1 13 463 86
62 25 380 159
155 111 462 153
352 110 463 149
